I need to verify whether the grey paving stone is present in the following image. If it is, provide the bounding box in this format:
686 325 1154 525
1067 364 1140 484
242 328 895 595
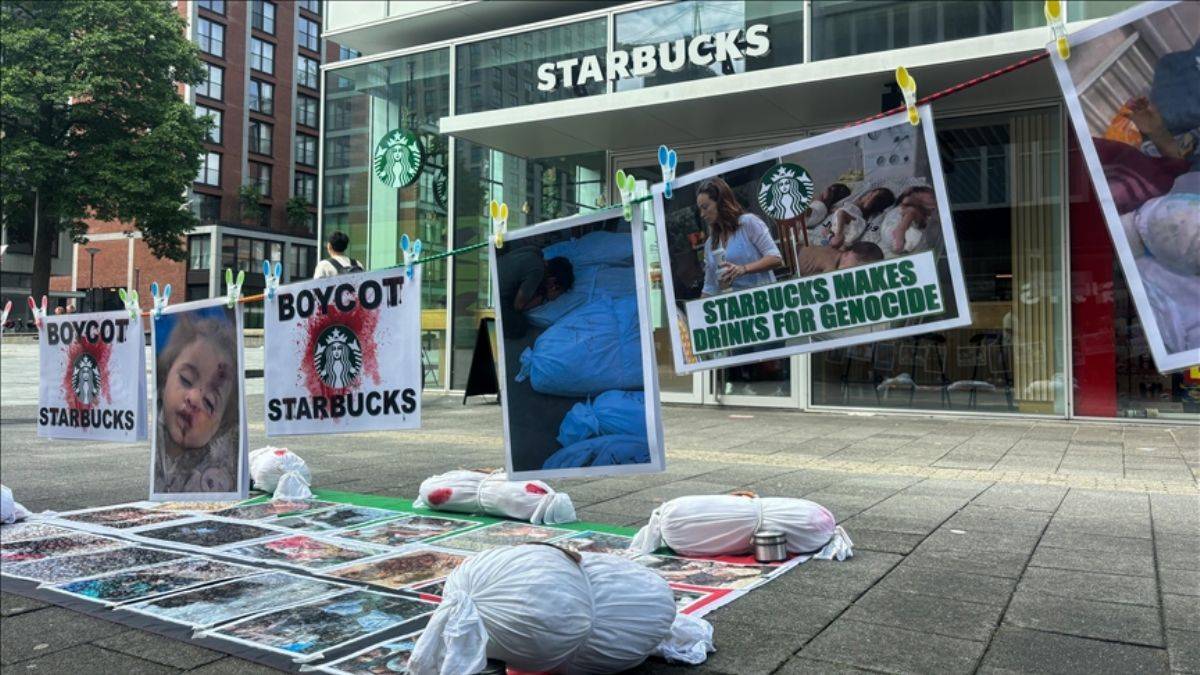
1038 529 1154 556
0 607 128 665
917 528 1040 555
1157 535 1200 571
1017 566 1157 606
772 552 903 602
1028 545 1156 578
843 528 924 555
1161 568 1200 598
839 513 943 536
1167 629 1200 674
902 545 1030 579
619 480 743 504
700 593 849 675
776 656 881 674
842 587 1003 641
0 644 174 675
93 628 223 669
942 505 1052 536
1003 591 1163 647
183 656 286 674
0 593 47 618
801 618 986 674
872 565 1015 608
979 627 1169 674
1164 593 1200 632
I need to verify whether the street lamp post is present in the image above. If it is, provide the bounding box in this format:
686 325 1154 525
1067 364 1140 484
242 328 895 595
85 247 101 312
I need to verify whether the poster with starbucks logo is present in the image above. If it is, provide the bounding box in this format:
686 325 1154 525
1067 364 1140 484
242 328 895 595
373 129 425 189
263 267 422 436
38 309 147 442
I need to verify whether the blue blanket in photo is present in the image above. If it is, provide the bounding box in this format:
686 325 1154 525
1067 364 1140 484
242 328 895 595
557 390 647 447
542 434 651 469
517 295 644 398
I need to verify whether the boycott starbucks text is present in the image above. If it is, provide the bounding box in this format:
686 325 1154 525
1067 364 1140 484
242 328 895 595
277 276 405 321
46 319 131 346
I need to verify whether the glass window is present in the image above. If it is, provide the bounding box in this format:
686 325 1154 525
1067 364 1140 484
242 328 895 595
195 104 221 143
237 237 253 272
289 244 315 279
298 16 319 52
294 172 317 203
252 162 271 196
196 151 220 185
812 1 1012 60
297 0 319 14
249 120 272 156
339 45 360 61
197 0 224 14
455 19 606 114
295 134 317 166
249 79 274 114
328 99 351 130
328 136 349 168
196 63 223 100
250 38 275 74
192 193 221 223
196 18 224 57
251 0 275 34
188 235 211 270
269 242 283 263
613 1 802 93
252 240 266 266
297 55 319 89
297 94 319 127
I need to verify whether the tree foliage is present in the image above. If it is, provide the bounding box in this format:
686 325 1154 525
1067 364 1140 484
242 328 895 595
0 0 210 298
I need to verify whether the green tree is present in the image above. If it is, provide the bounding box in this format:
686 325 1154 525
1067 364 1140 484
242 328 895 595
285 196 311 232
0 0 210 301
239 184 264 223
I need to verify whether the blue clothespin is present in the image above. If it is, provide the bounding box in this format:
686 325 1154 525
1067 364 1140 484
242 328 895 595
150 282 172 319
118 287 140 320
658 145 678 199
224 269 244 308
400 234 423 279
615 169 639 222
489 200 508 248
263 260 283 300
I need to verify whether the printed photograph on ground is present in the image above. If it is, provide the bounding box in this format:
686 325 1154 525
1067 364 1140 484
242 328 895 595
1 532 125 563
316 632 421 675
554 530 635 555
126 571 348 628
652 107 970 373
633 554 773 590
272 506 400 533
221 534 388 570
50 557 255 606
1050 0 1200 371
326 548 467 590
58 506 185 529
337 515 479 547
152 501 242 513
0 523 75 544
135 519 283 549
435 521 569 553
212 500 336 521
150 298 248 500
491 209 665 478
207 590 435 662
2 547 185 583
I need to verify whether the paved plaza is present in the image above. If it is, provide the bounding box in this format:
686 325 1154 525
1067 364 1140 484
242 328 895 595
1 342 1197 674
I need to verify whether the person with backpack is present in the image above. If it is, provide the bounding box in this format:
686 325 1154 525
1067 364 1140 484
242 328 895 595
312 231 364 278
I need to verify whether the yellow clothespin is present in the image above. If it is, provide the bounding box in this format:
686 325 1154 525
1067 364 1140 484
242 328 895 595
895 66 919 126
1045 0 1070 59
489 200 508 248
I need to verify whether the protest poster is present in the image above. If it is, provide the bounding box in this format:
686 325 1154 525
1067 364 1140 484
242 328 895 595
652 106 971 373
490 208 666 479
37 309 146 442
263 267 421 435
1049 0 1200 372
150 298 248 501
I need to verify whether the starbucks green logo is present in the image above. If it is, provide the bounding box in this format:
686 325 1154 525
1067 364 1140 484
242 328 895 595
758 163 814 221
373 129 425 188
314 326 363 389
71 353 101 406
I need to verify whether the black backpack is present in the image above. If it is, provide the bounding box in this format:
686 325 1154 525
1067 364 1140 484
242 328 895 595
328 257 363 274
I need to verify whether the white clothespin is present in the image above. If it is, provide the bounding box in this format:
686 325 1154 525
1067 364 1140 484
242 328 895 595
118 287 140 319
150 282 172 319
263 261 283 300
489 200 508 248
400 234 423 279
615 169 639 222
658 145 678 199
895 66 919 126
224 268 244 308
27 296 47 330
1045 0 1070 59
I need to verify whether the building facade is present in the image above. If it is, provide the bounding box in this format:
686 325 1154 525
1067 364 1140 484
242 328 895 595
49 0 353 328
319 0 1199 422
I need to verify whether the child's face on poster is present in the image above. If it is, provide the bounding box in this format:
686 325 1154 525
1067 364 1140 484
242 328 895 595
162 339 233 449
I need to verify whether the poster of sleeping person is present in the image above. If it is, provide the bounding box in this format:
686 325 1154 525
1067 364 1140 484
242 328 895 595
1050 0 1200 372
37 310 147 442
263 267 421 435
491 208 666 479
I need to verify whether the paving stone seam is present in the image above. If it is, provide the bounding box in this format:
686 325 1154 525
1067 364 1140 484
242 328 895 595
1149 497 1173 663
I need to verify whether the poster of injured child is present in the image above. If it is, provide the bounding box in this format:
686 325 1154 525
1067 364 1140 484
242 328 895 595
490 208 666 478
652 107 971 373
1050 0 1200 372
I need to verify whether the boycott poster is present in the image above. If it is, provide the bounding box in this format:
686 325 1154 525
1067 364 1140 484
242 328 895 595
652 106 970 373
38 309 147 442
150 297 248 501
1049 0 1200 372
491 208 665 479
263 267 421 435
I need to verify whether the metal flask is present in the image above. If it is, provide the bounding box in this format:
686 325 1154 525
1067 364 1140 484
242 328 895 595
753 530 788 563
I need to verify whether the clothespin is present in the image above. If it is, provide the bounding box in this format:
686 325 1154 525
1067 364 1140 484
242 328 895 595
895 66 919 126
658 145 678 199
489 200 508 248
1 300 12 332
27 296 47 330
400 234 423 279
224 269 244 308
262 261 283 301
150 282 172 319
1045 0 1070 59
118 287 140 320
615 169 639 222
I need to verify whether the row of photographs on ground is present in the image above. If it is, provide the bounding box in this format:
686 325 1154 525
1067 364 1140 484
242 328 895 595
0 498 804 671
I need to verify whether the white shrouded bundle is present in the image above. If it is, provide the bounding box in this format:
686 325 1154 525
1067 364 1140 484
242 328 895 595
1 485 31 524
631 495 853 560
409 544 710 675
412 470 576 525
249 446 312 498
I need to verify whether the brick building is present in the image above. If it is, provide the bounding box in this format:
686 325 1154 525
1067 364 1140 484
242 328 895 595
51 0 352 328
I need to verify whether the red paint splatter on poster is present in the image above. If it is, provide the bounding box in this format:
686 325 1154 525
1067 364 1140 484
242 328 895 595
59 337 113 409
296 291 382 400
